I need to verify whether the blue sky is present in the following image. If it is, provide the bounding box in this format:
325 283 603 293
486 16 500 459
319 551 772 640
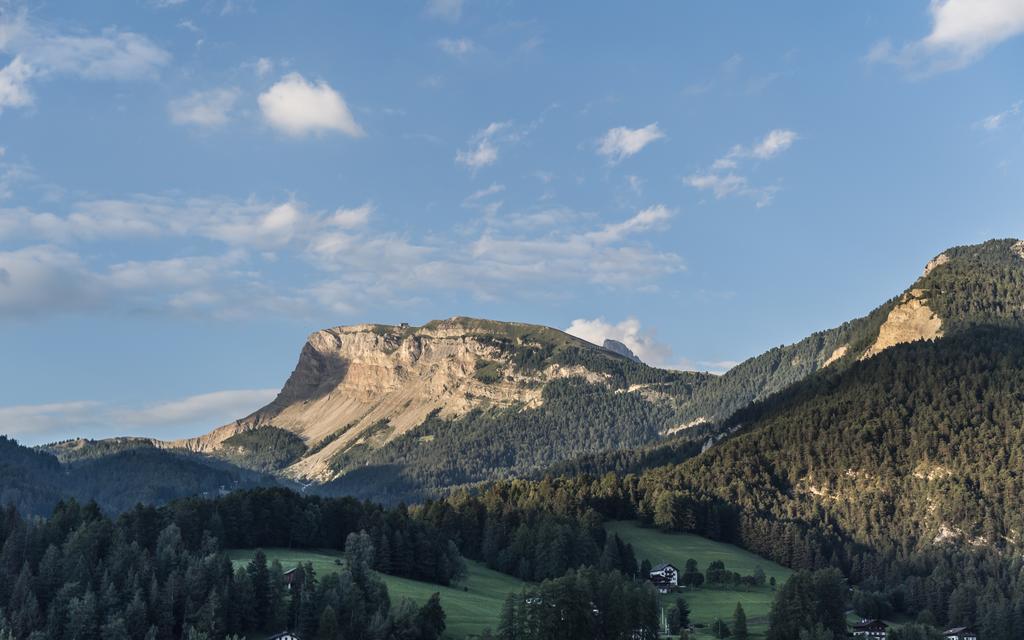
1 0 1023 444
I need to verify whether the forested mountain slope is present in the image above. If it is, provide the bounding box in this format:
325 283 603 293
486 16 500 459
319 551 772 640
0 436 274 515
648 325 1024 552
673 238 1024 425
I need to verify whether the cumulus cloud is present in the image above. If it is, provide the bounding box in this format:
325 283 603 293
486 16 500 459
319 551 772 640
258 73 364 137
437 37 475 56
868 0 1024 73
0 10 170 111
684 129 797 207
169 87 239 127
597 123 665 163
565 317 674 366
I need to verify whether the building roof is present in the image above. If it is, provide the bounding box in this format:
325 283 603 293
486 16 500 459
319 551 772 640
852 619 888 630
943 627 976 634
651 562 677 572
266 633 300 640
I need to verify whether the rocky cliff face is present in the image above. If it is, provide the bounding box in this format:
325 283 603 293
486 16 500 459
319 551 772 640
602 339 642 363
172 317 616 482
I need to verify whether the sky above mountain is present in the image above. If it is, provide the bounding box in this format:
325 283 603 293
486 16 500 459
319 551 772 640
1 0 1023 444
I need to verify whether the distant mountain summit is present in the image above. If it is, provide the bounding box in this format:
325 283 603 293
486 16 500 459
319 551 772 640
602 339 642 362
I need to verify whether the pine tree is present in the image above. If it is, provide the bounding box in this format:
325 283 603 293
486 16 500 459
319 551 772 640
733 602 749 640
247 550 271 628
711 617 732 639
317 605 339 640
497 593 517 640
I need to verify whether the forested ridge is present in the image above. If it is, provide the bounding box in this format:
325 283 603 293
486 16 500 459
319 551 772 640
0 438 276 517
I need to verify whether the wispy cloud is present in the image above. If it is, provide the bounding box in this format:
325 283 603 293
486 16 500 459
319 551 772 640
684 129 798 207
426 0 464 21
0 388 278 444
455 121 510 170
0 9 170 111
437 37 476 56
0 194 682 318
169 87 240 127
976 100 1022 130
597 123 665 163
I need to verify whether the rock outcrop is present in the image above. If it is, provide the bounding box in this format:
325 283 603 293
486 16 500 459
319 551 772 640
861 289 943 360
171 317 616 482
602 339 642 363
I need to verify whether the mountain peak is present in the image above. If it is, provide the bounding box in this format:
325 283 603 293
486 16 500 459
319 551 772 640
172 316 666 482
602 339 642 363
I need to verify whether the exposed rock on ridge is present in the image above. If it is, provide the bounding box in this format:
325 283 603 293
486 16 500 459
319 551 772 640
172 317 616 482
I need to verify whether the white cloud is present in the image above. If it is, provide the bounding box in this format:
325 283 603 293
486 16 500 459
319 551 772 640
977 100 1022 130
868 0 1024 72
463 183 505 206
0 244 107 315
106 252 244 290
202 202 305 248
258 72 364 137
0 388 278 444
329 203 373 229
254 57 273 77
0 11 170 112
0 57 34 110
597 123 665 163
684 173 778 208
437 37 475 56
1 190 681 319
585 204 672 244
455 121 510 170
0 401 102 439
684 129 797 207
751 129 799 159
112 388 277 426
426 0 464 20
565 317 674 367
169 87 239 127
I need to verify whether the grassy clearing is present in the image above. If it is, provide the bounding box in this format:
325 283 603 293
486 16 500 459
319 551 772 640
226 548 526 638
605 521 793 639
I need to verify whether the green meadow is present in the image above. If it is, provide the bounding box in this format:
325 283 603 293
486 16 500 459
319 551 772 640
227 548 526 638
605 521 792 638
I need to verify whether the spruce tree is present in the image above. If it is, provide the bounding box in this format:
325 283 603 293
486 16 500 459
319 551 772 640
733 602 749 640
